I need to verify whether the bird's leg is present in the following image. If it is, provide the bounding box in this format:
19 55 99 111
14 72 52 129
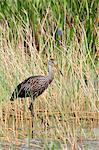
28 102 34 138
29 102 35 117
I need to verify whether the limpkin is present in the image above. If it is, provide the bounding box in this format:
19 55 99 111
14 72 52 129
10 59 62 116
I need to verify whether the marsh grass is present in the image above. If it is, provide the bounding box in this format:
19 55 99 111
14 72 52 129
0 0 98 149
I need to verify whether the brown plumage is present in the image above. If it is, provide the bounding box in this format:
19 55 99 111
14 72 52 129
10 59 57 115
10 75 53 101
10 59 55 101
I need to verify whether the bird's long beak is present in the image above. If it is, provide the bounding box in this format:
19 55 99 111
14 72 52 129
54 63 63 76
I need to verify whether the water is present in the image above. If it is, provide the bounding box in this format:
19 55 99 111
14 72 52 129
79 140 99 150
0 137 99 150
0 128 99 149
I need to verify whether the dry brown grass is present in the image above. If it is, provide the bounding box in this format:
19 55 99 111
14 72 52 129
0 16 98 148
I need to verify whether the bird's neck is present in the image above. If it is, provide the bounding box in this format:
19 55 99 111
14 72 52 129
47 65 54 82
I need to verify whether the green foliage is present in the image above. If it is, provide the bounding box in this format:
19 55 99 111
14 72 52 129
44 140 62 150
0 0 98 145
0 0 98 50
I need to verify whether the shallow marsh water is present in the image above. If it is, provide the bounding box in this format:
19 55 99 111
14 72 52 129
0 128 99 150
0 138 99 150
0 101 99 149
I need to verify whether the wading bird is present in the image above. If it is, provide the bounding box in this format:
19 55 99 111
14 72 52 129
10 59 62 116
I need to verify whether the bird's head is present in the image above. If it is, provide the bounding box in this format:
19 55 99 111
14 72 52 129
48 59 56 67
48 59 63 76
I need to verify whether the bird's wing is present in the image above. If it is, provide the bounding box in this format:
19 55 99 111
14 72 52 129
17 76 42 97
29 76 49 97
10 76 46 100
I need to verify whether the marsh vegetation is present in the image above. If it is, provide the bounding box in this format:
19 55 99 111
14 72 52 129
0 0 98 149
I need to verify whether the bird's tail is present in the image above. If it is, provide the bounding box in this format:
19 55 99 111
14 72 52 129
10 92 16 101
